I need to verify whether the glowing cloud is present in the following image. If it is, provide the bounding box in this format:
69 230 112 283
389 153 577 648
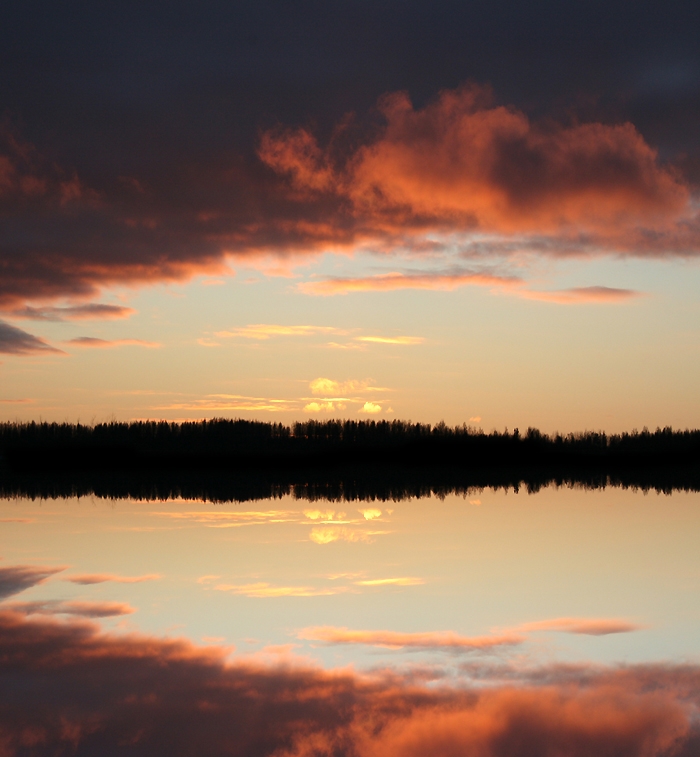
355 335 424 345
214 582 348 598
299 271 521 296
215 324 340 340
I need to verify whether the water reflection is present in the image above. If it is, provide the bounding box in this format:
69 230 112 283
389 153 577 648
1 486 699 754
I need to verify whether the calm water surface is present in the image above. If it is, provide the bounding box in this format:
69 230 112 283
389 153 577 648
2 485 698 673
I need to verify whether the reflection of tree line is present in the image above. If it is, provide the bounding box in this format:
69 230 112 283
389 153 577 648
1 419 699 500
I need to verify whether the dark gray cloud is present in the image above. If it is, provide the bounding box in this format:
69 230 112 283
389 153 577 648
0 321 61 355
9 304 134 321
6 600 134 618
0 564 64 599
0 1 698 306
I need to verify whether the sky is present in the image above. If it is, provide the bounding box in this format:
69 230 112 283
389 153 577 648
1 1 700 429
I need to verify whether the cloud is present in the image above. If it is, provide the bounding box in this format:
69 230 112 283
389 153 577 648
215 324 341 340
156 395 298 413
355 335 424 345
514 617 645 636
261 84 689 239
1 85 695 307
0 611 696 757
5 600 134 618
297 626 521 650
304 401 346 413
308 526 382 544
0 320 62 355
358 402 383 414
65 573 161 585
298 271 521 296
213 582 348 598
519 286 643 304
8 303 135 321
354 578 425 587
0 564 65 599
309 377 378 396
66 337 161 348
152 510 299 527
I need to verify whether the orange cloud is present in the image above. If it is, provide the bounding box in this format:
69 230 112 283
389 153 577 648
261 84 688 237
297 626 522 650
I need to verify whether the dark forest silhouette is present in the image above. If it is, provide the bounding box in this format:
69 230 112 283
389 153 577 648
1 419 699 501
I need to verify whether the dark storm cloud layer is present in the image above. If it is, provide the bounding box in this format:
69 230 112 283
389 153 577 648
0 610 698 757
0 1 699 305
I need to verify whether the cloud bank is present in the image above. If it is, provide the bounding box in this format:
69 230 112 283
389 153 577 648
0 84 697 309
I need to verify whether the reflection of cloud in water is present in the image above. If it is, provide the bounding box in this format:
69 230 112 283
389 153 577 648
1 610 694 757
309 526 390 544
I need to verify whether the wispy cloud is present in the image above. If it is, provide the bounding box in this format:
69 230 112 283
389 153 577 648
65 573 161 585
513 617 646 636
215 324 341 340
297 626 523 650
9 303 135 321
66 337 161 348
518 286 643 304
0 564 65 599
152 510 299 527
5 600 135 618
353 577 424 587
213 582 350 598
355 335 424 345
0 321 62 355
298 271 520 296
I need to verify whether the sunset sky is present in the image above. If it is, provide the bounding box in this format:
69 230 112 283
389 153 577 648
1 1 699 429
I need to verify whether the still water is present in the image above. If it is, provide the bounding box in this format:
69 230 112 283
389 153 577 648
2 485 699 672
